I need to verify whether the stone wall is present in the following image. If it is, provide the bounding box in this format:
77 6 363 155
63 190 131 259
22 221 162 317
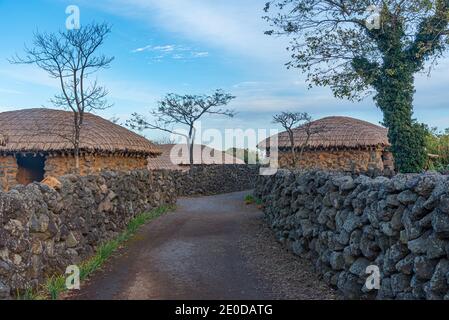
0 169 177 299
45 154 148 178
0 164 259 299
255 170 449 300
0 156 18 191
175 164 259 196
0 154 150 191
278 149 394 175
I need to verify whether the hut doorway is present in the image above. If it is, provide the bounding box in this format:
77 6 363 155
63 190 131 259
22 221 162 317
16 154 46 185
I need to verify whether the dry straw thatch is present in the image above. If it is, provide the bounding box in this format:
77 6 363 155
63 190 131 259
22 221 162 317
258 116 390 150
147 144 245 171
0 108 161 156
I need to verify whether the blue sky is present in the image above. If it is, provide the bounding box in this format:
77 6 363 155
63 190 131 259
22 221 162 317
1 0 449 150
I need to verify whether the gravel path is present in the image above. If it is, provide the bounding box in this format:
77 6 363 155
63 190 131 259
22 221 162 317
239 213 339 300
69 191 338 300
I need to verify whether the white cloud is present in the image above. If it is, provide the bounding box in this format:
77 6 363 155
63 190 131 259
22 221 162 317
132 44 177 53
132 43 209 61
88 0 289 63
193 52 209 58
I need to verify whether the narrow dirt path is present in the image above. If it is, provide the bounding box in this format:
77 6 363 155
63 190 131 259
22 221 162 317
71 191 337 300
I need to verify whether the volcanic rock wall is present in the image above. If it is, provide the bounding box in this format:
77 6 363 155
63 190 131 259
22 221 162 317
0 164 259 299
255 170 449 300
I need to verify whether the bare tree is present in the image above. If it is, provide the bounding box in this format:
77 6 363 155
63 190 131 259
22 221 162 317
297 117 324 163
273 112 321 167
127 90 236 169
10 22 114 172
109 116 122 125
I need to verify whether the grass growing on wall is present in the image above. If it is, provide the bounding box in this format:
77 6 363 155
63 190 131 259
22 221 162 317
244 194 263 207
20 205 175 300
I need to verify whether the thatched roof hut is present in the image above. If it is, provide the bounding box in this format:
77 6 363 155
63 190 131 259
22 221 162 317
258 116 394 173
0 108 160 190
147 144 245 171
0 108 160 157
259 116 390 151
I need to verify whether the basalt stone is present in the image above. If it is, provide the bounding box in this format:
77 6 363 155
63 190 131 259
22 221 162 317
342 214 363 234
340 179 356 192
417 214 432 229
349 257 371 278
337 271 362 300
292 240 306 256
0 281 10 300
330 252 345 271
383 244 409 275
439 196 449 214
411 275 426 299
415 176 437 197
408 232 431 255
336 209 350 230
378 277 393 299
391 176 407 192
0 229 8 248
423 282 444 300
398 190 418 205
396 292 415 300
391 273 412 297
0 260 11 276
343 246 357 267
426 234 447 259
386 194 400 207
431 209 449 239
395 254 415 275
360 235 379 260
336 230 350 246
413 256 438 281
429 259 449 294
424 180 449 210
411 197 428 220
380 222 397 237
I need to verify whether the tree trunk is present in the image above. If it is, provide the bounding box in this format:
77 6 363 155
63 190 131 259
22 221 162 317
188 126 195 173
298 133 311 164
289 130 296 168
189 141 194 172
374 66 426 173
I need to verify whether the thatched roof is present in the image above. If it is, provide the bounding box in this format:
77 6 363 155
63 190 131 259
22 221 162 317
0 108 160 156
258 116 390 150
147 144 245 171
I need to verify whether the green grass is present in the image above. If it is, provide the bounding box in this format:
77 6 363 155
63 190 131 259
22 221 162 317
244 194 255 205
19 205 174 300
244 194 263 207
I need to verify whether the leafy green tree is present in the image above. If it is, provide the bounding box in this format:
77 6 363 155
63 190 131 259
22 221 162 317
264 0 449 173
424 126 449 171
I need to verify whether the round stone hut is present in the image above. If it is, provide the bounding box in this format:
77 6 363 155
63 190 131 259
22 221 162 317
0 108 161 190
259 116 394 174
